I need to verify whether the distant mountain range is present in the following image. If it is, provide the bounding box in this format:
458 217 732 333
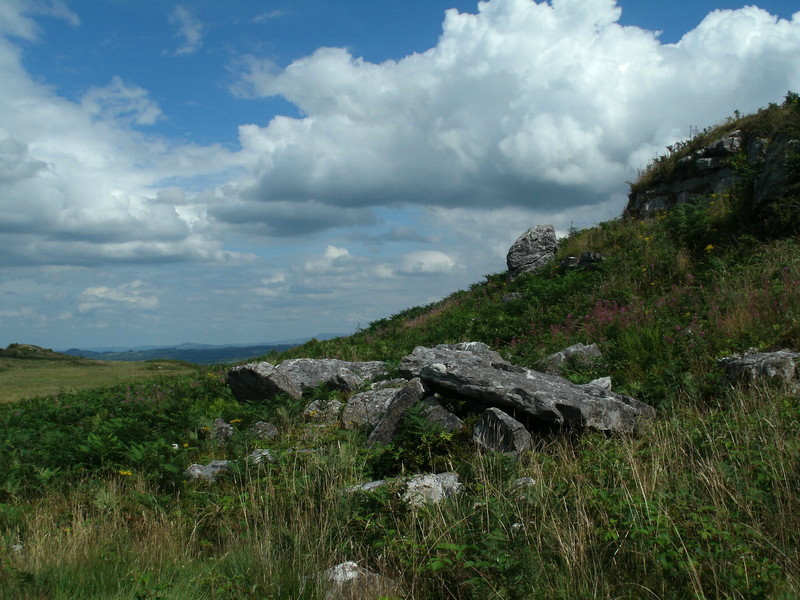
59 333 347 365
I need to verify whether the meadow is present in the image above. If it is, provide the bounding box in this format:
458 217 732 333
1 97 798 599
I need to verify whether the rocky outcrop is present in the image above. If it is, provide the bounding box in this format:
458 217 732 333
226 358 388 404
418 397 463 432
226 362 302 403
626 128 799 219
186 460 232 482
506 224 557 279
403 472 463 507
398 342 506 379
410 343 654 435
277 358 387 392
718 350 800 386
341 388 398 430
559 251 604 272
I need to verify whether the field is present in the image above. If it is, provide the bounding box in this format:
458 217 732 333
0 349 199 403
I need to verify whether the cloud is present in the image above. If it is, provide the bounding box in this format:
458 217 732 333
0 0 79 40
252 10 286 24
77 280 158 314
230 0 800 219
81 76 162 126
397 250 460 276
170 5 204 56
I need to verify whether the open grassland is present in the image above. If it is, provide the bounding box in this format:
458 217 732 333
0 355 199 403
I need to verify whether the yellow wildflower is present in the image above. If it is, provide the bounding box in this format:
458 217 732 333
118 470 133 476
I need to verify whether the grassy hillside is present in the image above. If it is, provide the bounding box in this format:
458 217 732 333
0 344 199 403
0 97 798 599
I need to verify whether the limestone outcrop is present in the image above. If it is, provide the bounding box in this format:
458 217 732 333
506 224 557 279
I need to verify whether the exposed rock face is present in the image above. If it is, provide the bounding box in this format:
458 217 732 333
318 561 400 600
473 407 533 454
341 388 398 430
540 342 602 375
250 421 279 439
414 344 654 434
213 418 234 442
506 224 557 279
247 449 275 465
625 129 799 219
366 379 429 446
402 472 463 507
226 362 302 403
718 350 800 386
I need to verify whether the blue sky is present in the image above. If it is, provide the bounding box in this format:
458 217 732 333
1 0 799 350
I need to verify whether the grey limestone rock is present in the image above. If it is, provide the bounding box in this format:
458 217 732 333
186 460 232 482
506 224 557 279
318 561 401 600
473 407 532 454
247 448 275 465
226 362 302 403
402 472 463 507
250 421 279 439
398 342 508 380
303 397 344 423
417 344 655 434
540 342 603 375
276 358 387 392
366 378 430 446
419 396 464 432
718 350 800 386
213 418 235 442
341 388 398 430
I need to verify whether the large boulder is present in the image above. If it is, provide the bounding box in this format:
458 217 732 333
506 224 557 279
276 358 387 392
226 362 302 403
399 342 508 379
415 345 655 434
473 407 533 454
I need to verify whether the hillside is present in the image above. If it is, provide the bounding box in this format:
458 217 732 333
0 95 798 599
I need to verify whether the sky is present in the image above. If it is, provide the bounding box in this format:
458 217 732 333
1 0 799 350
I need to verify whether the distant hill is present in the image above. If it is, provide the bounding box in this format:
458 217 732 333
60 334 347 365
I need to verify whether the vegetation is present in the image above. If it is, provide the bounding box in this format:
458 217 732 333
0 345 199 403
1 98 799 598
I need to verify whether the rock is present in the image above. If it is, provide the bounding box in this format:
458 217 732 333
417 344 655 434
398 342 508 380
303 397 344 423
558 252 604 272
419 397 464 432
247 448 275 465
226 362 302 403
473 407 532 454
318 561 400 600
583 376 612 390
402 472 463 507
513 477 537 489
540 343 602 374
366 379 430 446
717 350 800 386
276 358 387 392
345 479 389 494
250 421 279 439
341 388 398 430
213 418 234 442
506 224 557 279
186 460 232 482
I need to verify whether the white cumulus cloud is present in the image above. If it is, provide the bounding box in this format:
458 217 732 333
170 6 204 56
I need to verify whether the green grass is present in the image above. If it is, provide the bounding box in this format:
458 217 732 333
0 347 200 403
